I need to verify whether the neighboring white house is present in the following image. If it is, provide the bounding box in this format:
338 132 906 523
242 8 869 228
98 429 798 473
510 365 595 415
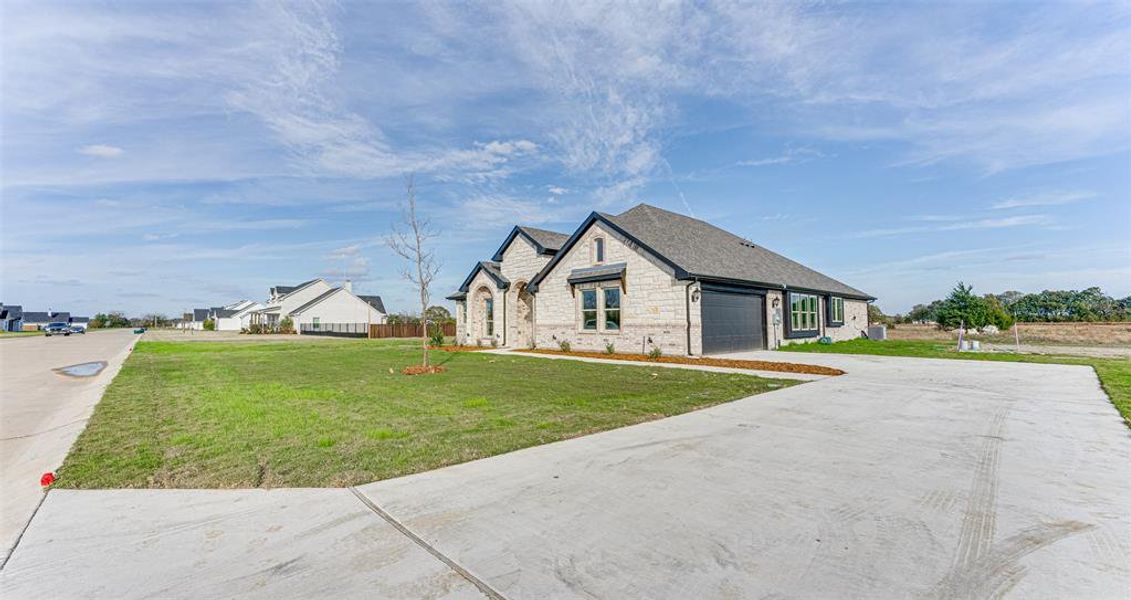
248 279 333 328
212 300 263 331
246 279 385 332
180 308 210 330
288 281 386 334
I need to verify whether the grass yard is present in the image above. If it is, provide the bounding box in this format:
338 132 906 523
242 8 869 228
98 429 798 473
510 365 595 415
58 340 796 488
782 338 1130 427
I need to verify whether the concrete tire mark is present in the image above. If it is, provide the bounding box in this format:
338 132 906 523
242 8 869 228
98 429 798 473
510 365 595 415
931 520 1094 599
952 406 1008 571
934 402 1096 598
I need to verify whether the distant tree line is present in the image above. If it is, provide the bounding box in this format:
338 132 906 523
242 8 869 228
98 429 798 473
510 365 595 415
89 312 176 328
89 312 131 328
889 283 1131 330
385 305 454 326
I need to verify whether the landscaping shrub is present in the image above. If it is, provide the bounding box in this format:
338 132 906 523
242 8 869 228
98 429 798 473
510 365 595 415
605 342 616 354
559 340 571 352
202 318 215 331
648 346 662 360
428 327 445 348
279 317 295 334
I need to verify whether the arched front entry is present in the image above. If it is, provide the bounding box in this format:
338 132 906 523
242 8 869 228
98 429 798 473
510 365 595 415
514 281 534 348
471 286 495 343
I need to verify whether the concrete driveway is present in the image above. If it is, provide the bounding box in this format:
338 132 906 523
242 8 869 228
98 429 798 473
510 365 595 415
0 329 139 563
2 350 1128 598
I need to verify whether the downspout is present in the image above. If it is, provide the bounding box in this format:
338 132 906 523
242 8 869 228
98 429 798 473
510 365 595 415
502 289 507 347
685 278 698 356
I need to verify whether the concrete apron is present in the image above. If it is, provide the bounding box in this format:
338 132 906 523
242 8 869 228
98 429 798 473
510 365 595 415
0 331 140 566
2 352 1129 599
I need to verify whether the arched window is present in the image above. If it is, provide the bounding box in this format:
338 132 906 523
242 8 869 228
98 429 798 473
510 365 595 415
593 237 605 263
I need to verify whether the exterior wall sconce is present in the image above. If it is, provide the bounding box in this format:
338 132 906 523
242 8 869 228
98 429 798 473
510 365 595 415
690 289 701 303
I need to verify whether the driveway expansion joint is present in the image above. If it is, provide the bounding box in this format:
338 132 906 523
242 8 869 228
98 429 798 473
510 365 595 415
348 487 507 600
0 491 46 572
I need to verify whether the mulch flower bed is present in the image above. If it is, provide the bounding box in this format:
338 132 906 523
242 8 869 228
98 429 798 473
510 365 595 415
516 349 844 376
402 365 446 375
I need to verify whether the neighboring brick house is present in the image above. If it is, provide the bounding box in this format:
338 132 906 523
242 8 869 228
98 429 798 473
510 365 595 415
448 204 873 356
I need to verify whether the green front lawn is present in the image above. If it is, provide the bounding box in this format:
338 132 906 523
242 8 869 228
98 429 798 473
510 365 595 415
58 340 796 488
781 339 1130 427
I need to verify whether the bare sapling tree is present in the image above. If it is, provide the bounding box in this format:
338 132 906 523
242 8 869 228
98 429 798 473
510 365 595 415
386 174 441 368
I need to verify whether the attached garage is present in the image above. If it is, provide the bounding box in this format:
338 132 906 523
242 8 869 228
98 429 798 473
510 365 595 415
700 287 765 354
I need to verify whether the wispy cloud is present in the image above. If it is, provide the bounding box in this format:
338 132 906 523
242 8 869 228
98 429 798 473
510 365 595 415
322 243 372 281
852 214 1052 238
992 190 1096 210
78 144 124 158
738 146 825 167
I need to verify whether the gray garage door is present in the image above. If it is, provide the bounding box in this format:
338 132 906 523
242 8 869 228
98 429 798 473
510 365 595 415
701 289 765 354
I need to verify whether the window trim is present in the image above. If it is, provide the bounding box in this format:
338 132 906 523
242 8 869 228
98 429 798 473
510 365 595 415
603 287 621 332
785 292 820 339
576 283 624 334
828 296 845 327
580 288 598 331
593 236 605 264
485 297 494 337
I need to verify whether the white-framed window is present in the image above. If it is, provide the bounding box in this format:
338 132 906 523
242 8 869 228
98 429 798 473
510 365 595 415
581 289 598 330
830 297 844 324
312 316 320 330
593 237 605 263
603 287 621 330
790 293 819 332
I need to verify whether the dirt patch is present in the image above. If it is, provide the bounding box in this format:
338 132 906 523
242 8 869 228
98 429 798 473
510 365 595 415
517 349 844 376
890 322 1131 346
402 365 447 375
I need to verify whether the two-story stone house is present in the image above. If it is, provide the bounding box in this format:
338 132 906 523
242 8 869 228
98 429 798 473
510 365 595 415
448 204 873 355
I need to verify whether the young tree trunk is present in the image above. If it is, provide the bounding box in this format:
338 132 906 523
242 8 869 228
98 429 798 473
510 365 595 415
386 174 440 369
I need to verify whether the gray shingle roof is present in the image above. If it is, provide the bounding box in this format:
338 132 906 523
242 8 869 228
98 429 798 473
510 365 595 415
193 308 210 321
603 204 873 299
213 309 238 318
456 261 510 293
517 226 569 252
271 279 319 299
490 225 571 261
358 295 386 314
22 312 51 323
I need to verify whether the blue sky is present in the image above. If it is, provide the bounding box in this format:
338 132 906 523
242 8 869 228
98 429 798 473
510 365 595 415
2 0 1129 316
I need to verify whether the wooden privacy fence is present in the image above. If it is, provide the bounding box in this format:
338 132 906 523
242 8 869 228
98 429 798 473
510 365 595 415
369 322 456 339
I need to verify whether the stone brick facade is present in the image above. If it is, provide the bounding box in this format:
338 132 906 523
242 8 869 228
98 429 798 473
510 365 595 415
764 291 869 348
452 215 870 355
499 236 550 348
531 222 700 356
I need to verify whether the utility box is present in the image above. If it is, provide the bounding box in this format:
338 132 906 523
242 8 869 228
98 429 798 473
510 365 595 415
867 325 887 340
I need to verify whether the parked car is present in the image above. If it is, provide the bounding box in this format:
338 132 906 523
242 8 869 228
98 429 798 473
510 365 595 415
68 326 86 335
44 322 71 336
